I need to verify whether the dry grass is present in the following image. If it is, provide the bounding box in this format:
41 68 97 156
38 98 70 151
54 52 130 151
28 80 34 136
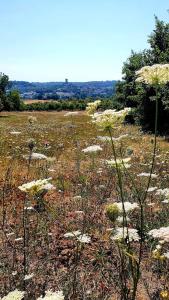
0 111 169 299
23 99 55 104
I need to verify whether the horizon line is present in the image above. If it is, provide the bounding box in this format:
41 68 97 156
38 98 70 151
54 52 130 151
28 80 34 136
11 79 121 83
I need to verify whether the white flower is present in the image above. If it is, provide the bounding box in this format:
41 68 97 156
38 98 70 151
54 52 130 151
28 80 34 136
97 168 103 174
64 111 79 117
147 187 157 192
82 145 102 153
86 100 101 115
64 231 91 243
117 216 130 223
1 289 25 300
99 184 105 189
43 183 56 190
64 230 81 238
137 173 158 178
111 227 140 242
37 290 64 300
77 234 91 243
156 188 169 198
15 238 23 242
18 178 55 195
10 131 21 135
106 157 131 169
48 169 56 172
162 199 169 204
23 153 48 160
24 206 34 211
92 108 131 130
148 226 169 242
24 273 34 280
73 195 82 200
12 271 17 276
75 210 84 214
111 134 129 142
114 201 139 213
163 251 169 259
136 64 169 85
147 203 155 207
97 136 111 142
156 244 162 250
6 232 15 237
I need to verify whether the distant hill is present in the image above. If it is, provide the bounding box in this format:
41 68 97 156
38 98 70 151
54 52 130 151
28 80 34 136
9 80 117 100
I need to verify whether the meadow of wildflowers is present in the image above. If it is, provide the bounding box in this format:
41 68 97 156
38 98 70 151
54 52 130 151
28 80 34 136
1 66 169 299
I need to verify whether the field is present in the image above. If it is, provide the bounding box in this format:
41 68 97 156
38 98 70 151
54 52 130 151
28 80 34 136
1 110 169 300
23 99 56 104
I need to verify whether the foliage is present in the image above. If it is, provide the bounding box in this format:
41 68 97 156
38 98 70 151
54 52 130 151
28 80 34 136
0 73 22 111
21 98 115 112
114 17 169 133
10 80 117 99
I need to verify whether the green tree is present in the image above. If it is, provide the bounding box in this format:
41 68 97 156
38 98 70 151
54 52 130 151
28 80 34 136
114 17 169 133
0 73 22 111
8 90 21 110
0 73 9 111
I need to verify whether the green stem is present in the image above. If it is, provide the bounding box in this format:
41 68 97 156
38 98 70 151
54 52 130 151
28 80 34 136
108 128 128 229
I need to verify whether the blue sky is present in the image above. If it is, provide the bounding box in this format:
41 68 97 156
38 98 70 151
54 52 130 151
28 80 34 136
0 0 169 82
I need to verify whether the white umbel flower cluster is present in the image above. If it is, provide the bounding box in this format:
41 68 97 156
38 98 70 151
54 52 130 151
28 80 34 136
156 188 169 198
135 64 169 85
92 108 131 130
117 216 130 223
64 111 79 117
18 178 55 195
163 251 169 259
37 290 64 300
1 289 24 300
10 131 21 135
82 145 102 153
64 231 91 243
137 172 158 178
76 234 91 243
111 134 129 142
148 226 169 242
86 100 101 115
97 136 111 142
111 227 140 242
98 134 129 143
23 153 48 160
24 273 34 280
64 230 81 238
113 201 139 213
147 187 157 192
105 157 131 169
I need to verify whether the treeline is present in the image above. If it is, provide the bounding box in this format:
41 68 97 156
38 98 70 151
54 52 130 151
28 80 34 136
0 72 116 112
22 98 114 111
11 80 117 99
24 100 86 111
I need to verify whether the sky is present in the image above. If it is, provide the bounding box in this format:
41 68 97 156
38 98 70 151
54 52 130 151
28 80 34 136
0 0 169 82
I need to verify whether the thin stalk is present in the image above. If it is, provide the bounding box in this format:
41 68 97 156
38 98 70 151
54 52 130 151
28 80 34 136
132 89 158 300
23 197 27 290
108 128 128 230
